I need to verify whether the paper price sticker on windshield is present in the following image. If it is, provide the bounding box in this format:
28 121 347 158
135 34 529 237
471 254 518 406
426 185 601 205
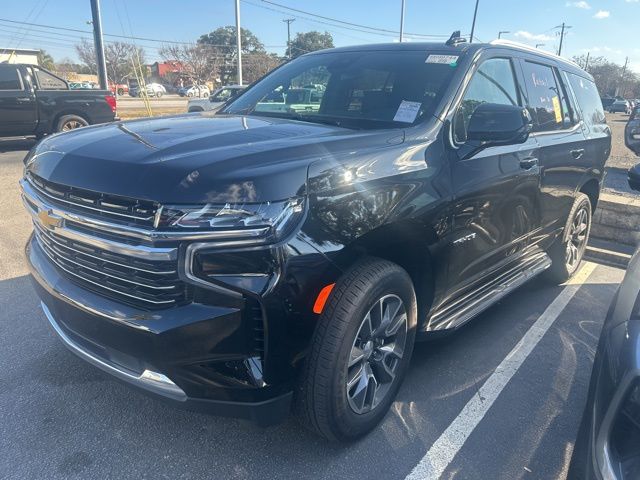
552 96 562 123
426 54 459 65
393 100 422 123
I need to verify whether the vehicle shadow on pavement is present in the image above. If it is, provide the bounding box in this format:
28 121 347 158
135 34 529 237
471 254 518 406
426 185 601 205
0 272 619 480
0 138 36 154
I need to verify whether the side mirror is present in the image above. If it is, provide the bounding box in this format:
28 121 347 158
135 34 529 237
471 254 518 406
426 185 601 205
459 103 533 159
628 163 640 192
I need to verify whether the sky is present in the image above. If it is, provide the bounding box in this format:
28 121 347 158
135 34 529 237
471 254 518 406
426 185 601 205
0 0 638 72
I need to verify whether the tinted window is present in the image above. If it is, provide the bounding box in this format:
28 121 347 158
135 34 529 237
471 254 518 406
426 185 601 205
34 68 67 90
568 73 606 128
522 61 567 132
0 65 22 90
454 58 520 143
224 51 458 129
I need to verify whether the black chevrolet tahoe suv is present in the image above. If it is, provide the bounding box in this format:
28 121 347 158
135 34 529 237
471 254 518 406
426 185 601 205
21 37 610 441
0 63 116 138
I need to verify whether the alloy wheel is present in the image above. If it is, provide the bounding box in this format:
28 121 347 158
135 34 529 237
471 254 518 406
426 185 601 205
566 206 589 269
62 120 84 131
346 294 407 415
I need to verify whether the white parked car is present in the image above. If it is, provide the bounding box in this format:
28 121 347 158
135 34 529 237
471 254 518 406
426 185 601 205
187 85 246 112
180 85 211 98
130 83 167 98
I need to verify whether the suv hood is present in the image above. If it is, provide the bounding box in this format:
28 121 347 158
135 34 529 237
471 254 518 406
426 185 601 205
26 114 402 204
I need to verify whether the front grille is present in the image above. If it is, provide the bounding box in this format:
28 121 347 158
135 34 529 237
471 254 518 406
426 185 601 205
27 173 159 228
33 222 190 309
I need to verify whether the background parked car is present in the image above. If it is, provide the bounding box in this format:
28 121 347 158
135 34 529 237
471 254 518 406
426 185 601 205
625 106 640 156
179 85 210 97
609 100 631 114
109 83 129 96
129 83 167 98
187 85 246 112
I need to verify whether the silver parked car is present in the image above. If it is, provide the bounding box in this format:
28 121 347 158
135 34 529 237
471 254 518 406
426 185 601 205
187 85 246 112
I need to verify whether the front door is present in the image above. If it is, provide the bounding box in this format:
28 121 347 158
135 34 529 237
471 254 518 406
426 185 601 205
446 56 542 298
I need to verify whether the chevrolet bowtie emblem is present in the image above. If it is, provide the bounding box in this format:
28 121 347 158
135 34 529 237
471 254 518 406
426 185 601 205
38 209 63 229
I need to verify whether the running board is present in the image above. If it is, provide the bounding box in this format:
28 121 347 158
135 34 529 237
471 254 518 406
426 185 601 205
425 252 552 332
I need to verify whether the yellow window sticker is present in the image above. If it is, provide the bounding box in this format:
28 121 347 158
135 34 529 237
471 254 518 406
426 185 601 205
552 96 562 123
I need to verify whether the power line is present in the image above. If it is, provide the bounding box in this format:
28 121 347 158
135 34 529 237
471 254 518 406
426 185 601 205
258 0 448 38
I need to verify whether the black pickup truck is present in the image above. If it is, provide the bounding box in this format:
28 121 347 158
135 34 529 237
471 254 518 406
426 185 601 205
0 63 116 138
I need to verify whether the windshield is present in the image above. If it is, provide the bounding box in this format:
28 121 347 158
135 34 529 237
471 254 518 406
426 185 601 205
223 50 458 129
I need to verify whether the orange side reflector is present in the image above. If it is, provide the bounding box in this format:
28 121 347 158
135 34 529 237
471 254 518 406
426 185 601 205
313 283 336 314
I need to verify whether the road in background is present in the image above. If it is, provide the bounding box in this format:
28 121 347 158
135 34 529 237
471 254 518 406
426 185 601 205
0 140 627 479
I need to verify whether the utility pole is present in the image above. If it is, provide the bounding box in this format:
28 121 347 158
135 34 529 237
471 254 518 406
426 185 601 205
556 22 572 56
283 18 295 59
498 30 509 39
620 56 629 98
234 0 242 85
399 0 406 43
584 51 590 72
89 0 108 90
469 0 480 43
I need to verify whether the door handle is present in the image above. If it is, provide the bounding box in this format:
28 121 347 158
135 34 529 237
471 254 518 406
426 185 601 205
15 97 32 103
519 157 539 170
571 149 585 160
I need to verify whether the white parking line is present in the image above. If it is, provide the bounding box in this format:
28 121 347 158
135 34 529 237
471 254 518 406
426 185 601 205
404 262 598 480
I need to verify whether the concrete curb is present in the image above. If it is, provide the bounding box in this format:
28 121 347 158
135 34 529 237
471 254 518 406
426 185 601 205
585 238 634 269
592 191 640 246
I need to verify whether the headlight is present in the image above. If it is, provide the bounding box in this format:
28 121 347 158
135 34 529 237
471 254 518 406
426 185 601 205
160 197 305 244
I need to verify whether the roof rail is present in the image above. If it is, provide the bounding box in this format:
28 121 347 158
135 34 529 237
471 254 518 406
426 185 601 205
489 39 580 68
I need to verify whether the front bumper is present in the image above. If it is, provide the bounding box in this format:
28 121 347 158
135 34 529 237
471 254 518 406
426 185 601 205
27 235 293 425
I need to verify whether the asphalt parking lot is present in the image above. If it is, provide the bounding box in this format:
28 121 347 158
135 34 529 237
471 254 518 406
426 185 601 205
0 137 629 480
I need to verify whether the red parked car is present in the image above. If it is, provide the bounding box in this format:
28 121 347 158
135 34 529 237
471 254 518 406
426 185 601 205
109 83 129 96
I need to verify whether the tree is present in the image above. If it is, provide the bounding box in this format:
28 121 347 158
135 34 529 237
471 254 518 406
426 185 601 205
198 26 265 84
160 43 220 85
37 50 55 70
289 31 334 58
75 39 146 84
572 54 640 98
243 52 283 83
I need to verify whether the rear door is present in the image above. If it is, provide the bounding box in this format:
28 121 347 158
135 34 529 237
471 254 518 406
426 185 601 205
0 64 37 136
446 55 542 295
517 59 588 237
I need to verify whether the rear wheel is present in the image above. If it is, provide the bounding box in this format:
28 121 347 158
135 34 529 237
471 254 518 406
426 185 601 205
156 91 163 98
295 258 417 441
56 115 89 133
545 193 591 283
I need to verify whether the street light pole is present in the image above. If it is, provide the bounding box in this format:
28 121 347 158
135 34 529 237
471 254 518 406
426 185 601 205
89 0 108 90
498 30 509 39
469 0 480 43
399 0 406 43
234 0 242 85
535 43 545 49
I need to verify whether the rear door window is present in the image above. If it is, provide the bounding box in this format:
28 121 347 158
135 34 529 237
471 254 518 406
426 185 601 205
0 65 23 90
33 68 67 90
566 73 606 129
521 61 568 132
453 57 520 143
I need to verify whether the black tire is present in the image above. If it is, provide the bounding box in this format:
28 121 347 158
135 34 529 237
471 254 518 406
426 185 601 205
56 114 89 133
188 107 204 113
117 88 124 96
203 92 209 98
295 257 417 441
187 92 194 98
545 193 592 283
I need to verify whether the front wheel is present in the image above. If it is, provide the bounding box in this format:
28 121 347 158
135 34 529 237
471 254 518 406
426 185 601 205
545 193 592 283
295 258 417 441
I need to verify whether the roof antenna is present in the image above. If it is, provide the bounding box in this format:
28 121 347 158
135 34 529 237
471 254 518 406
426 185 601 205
446 30 467 46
